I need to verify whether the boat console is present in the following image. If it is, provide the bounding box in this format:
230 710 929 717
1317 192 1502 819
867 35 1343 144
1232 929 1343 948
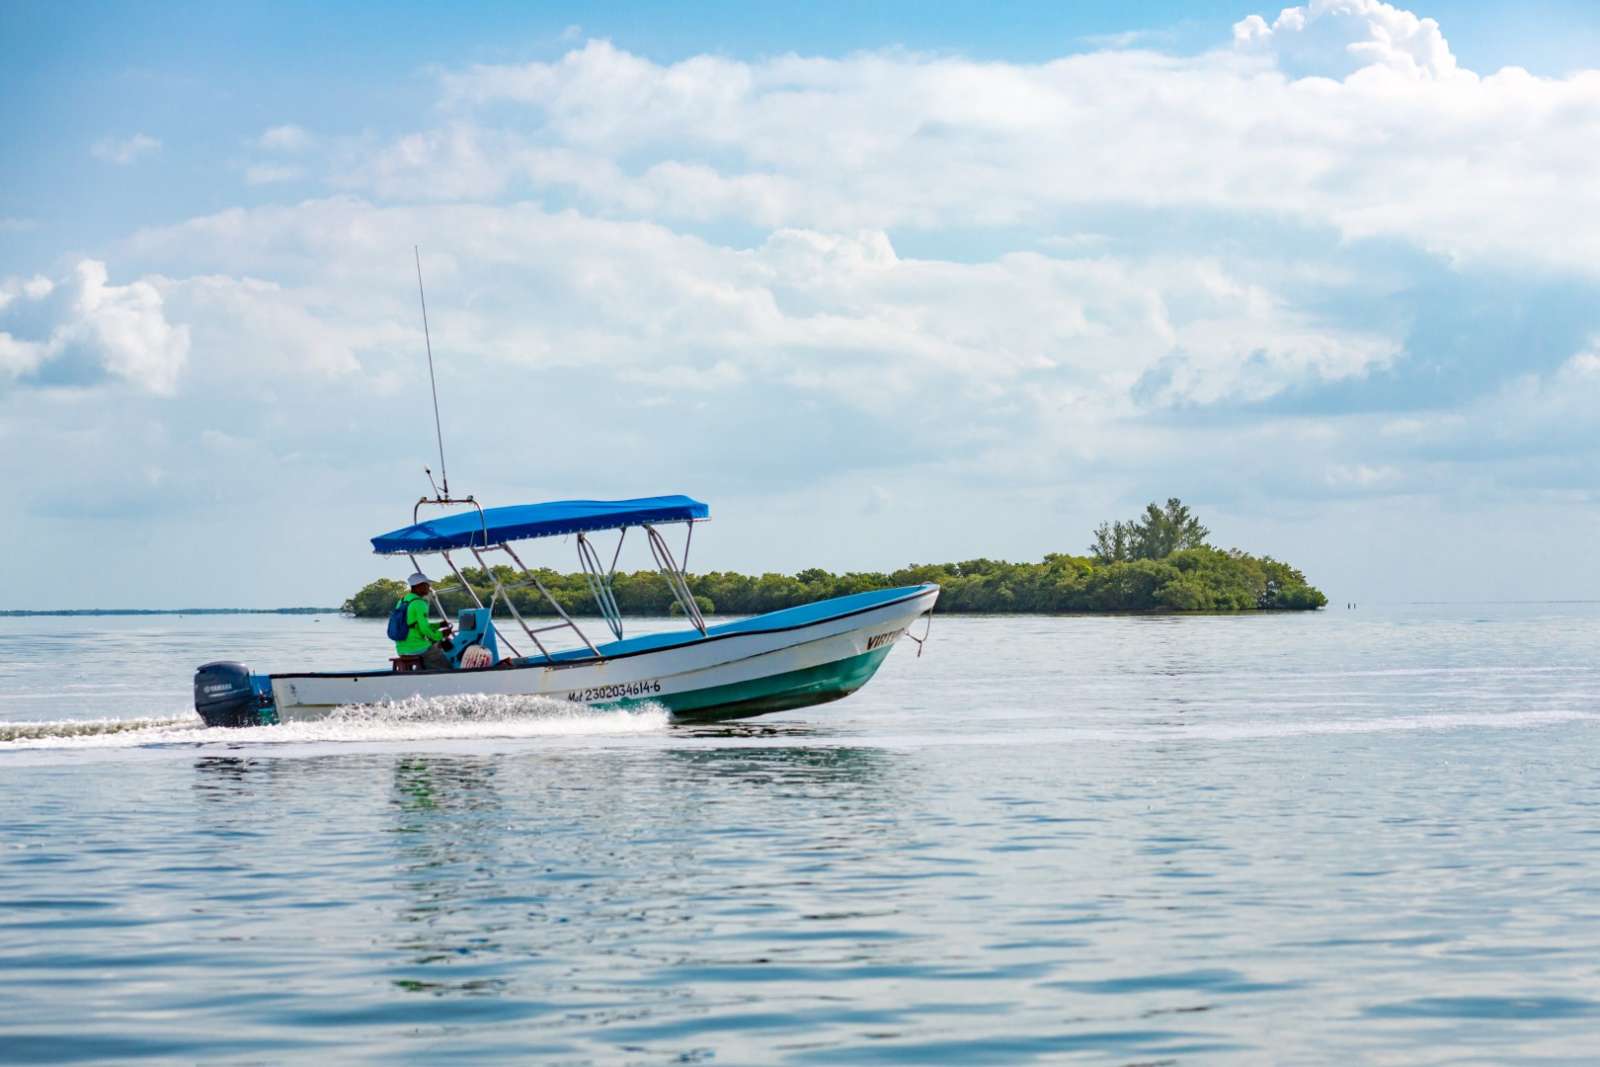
449 607 501 668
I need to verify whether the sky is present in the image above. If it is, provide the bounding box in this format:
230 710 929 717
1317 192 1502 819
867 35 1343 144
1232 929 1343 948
3 0 1599 608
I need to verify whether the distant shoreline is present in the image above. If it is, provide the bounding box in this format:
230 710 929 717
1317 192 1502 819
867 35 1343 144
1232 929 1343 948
1 608 342 617
6 601 1597 620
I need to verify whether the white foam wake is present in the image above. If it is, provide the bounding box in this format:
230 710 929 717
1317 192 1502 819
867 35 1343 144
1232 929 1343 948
0 716 201 744
0 695 670 752
317 693 671 734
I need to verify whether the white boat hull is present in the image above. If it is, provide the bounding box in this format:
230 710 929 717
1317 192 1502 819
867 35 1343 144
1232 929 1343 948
268 584 938 722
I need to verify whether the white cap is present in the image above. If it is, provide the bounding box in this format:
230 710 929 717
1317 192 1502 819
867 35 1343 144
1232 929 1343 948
407 571 431 588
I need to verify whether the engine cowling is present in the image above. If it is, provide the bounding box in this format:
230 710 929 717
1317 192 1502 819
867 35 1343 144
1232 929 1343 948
194 661 265 728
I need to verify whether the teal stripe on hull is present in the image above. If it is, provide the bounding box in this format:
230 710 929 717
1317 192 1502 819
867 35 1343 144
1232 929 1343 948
613 645 896 722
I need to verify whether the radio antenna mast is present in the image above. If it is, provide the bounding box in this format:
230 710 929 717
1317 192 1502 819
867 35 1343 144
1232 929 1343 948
414 245 449 498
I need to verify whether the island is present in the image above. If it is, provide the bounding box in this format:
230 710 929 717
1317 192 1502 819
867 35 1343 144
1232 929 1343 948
344 499 1327 619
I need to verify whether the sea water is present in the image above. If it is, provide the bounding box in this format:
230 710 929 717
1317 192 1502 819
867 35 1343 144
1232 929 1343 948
1 605 1597 1064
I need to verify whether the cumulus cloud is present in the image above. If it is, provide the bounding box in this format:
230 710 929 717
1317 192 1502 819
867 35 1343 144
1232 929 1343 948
125 198 1396 421
91 132 161 164
1467 343 1600 462
381 33 1600 275
157 271 400 380
1233 0 1462 81
257 124 311 152
94 193 1433 595
245 164 304 185
0 261 189 393
70 15 1600 507
1228 337 1600 507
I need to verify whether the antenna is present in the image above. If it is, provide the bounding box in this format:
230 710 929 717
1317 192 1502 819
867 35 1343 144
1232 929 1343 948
414 245 449 498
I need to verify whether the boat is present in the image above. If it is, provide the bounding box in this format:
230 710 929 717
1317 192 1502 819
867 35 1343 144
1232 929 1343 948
193 494 939 727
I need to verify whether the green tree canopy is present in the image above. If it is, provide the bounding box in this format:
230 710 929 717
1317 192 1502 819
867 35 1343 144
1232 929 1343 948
1091 497 1211 563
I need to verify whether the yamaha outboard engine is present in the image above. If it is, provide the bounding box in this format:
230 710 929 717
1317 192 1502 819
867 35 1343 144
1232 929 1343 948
194 662 270 727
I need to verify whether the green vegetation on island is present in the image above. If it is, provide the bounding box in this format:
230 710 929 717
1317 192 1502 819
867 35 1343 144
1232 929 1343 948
345 498 1326 619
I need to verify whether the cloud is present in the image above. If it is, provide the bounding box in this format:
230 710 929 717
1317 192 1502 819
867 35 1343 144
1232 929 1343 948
257 124 311 152
29 463 199 521
73 17 1600 513
91 132 161 165
245 164 304 185
1077 29 1174 50
156 271 395 380
1456 344 1600 464
334 124 511 200
1213 337 1600 507
244 125 315 184
392 32 1600 276
125 198 1396 418
0 261 189 394
1233 0 1462 81
100 191 1439 583
1322 462 1401 489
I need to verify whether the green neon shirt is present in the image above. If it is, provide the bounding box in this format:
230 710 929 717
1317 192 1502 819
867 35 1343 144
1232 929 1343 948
395 593 444 654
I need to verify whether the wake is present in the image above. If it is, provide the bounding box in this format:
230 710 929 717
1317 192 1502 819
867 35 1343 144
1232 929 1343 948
0 716 201 744
0 695 670 751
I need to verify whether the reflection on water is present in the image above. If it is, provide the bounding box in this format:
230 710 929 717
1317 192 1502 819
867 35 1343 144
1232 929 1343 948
391 755 502 815
387 757 511 997
375 745 909 1012
193 755 258 789
674 720 827 741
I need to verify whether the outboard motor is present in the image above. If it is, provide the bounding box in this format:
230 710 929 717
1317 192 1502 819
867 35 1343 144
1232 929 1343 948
194 662 269 728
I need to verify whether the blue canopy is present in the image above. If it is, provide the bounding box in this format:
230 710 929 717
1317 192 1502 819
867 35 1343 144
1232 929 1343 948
372 495 709 555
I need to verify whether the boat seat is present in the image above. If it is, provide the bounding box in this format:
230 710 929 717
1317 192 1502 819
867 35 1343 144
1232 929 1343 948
391 655 425 673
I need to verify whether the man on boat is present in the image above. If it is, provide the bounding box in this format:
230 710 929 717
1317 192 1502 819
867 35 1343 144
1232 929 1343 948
396 572 452 670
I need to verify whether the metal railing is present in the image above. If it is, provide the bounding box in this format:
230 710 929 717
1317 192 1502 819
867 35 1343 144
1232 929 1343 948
645 523 706 634
576 532 625 641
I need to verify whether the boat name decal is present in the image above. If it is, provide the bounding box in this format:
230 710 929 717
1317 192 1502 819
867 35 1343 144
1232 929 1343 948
866 628 906 651
567 680 662 702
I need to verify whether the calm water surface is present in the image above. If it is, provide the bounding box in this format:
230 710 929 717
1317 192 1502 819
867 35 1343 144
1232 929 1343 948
2 605 1598 1064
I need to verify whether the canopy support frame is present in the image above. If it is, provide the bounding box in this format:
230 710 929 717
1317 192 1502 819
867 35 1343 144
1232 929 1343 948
440 549 522 659
644 523 706 634
438 549 483 609
387 510 714 664
576 532 625 641
608 527 628 575
469 546 553 662
497 541 603 659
